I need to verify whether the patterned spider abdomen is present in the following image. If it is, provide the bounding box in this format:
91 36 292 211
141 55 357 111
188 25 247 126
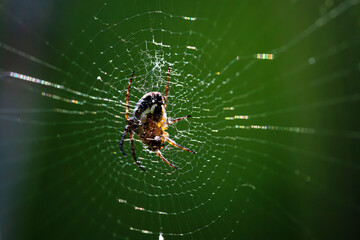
132 92 164 120
130 92 168 151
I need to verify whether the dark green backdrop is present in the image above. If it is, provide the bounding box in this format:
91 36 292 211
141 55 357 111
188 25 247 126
1 0 360 239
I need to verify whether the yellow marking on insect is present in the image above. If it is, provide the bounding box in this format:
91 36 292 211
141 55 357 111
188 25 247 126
158 106 168 129
256 53 274 60
161 125 168 132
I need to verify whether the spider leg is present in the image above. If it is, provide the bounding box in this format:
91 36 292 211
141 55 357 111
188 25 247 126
125 71 135 120
119 126 129 156
129 131 146 171
166 137 196 154
155 150 178 169
168 115 191 125
164 66 170 111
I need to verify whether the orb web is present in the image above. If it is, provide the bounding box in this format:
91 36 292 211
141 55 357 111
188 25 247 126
1 0 360 239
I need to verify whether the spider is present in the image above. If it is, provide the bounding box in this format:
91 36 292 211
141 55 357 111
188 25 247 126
119 66 196 171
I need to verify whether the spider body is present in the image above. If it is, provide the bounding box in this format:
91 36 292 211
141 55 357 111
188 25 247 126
129 92 167 151
119 67 196 171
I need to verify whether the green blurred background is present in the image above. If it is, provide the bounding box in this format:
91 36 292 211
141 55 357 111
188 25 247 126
1 0 360 239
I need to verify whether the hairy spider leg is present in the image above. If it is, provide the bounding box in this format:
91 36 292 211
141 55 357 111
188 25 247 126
119 71 134 158
119 126 129 156
155 150 178 169
166 138 197 154
125 71 135 120
164 66 170 110
129 131 146 171
168 115 192 124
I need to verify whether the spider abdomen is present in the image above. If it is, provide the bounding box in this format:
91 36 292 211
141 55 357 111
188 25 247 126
132 92 165 119
131 92 168 151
